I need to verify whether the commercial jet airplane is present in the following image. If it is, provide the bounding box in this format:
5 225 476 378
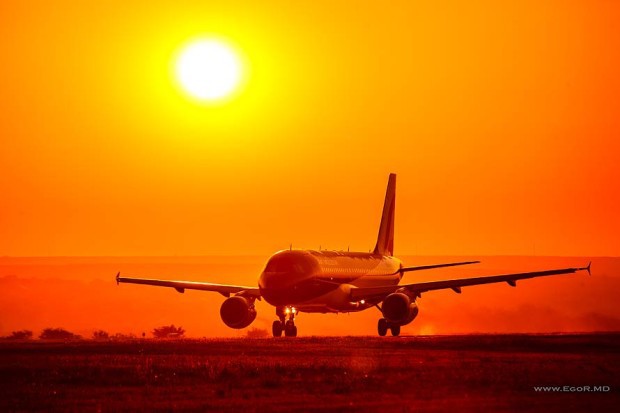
117 174 590 337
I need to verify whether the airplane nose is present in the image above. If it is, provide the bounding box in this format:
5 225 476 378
260 257 313 288
258 251 318 304
259 271 289 293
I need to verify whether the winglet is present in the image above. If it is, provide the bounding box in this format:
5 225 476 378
577 262 591 276
116 272 120 285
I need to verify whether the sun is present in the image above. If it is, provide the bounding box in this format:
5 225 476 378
175 39 244 102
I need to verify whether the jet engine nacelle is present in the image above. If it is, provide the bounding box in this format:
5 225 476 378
220 296 257 329
382 292 419 325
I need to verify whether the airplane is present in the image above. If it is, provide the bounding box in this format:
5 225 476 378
116 173 591 337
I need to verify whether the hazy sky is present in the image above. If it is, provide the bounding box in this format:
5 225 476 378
0 1 618 257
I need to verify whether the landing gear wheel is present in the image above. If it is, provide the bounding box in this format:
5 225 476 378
378 318 388 336
272 320 283 337
390 324 401 337
284 320 297 337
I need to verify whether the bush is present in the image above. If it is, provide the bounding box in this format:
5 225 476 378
4 330 33 340
39 328 81 340
92 330 110 340
246 327 269 338
111 333 137 340
152 324 185 339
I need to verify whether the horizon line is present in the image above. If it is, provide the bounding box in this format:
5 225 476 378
0 254 617 259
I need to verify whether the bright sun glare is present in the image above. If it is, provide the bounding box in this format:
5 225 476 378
175 39 243 102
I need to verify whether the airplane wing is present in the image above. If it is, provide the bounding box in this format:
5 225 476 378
400 260 480 273
350 263 591 302
116 273 261 298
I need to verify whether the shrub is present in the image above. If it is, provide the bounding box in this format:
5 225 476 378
111 333 137 340
4 330 33 340
246 327 269 338
92 330 110 340
39 328 81 340
152 324 185 339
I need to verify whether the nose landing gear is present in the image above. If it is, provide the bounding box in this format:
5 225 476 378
273 306 298 337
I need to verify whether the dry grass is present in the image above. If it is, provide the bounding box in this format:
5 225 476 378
0 334 619 412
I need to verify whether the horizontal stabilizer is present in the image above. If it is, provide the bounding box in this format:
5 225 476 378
400 261 480 273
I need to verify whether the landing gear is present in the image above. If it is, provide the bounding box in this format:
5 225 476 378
377 318 400 337
272 320 283 337
378 318 388 336
273 306 298 337
284 320 297 337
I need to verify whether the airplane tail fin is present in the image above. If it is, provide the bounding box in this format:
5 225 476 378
373 173 396 256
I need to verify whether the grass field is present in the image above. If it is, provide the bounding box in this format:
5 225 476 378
1 334 619 412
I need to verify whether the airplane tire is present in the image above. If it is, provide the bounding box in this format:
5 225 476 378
284 320 296 337
378 318 388 336
390 324 401 337
272 320 283 337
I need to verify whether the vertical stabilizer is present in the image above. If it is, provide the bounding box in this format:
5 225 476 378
373 173 396 256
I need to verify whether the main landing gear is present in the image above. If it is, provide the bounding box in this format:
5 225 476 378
377 318 400 337
272 306 298 337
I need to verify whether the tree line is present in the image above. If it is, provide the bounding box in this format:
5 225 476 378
1 325 187 340
2 325 271 340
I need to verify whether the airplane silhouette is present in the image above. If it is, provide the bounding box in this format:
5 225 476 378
117 174 590 337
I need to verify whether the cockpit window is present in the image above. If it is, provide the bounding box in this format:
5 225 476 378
264 256 286 272
264 253 314 274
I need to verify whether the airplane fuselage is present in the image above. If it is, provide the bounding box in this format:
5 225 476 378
258 250 403 313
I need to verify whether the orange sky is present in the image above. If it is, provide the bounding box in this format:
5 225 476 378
0 1 619 257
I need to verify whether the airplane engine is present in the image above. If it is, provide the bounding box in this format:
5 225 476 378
220 296 257 329
382 292 419 325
